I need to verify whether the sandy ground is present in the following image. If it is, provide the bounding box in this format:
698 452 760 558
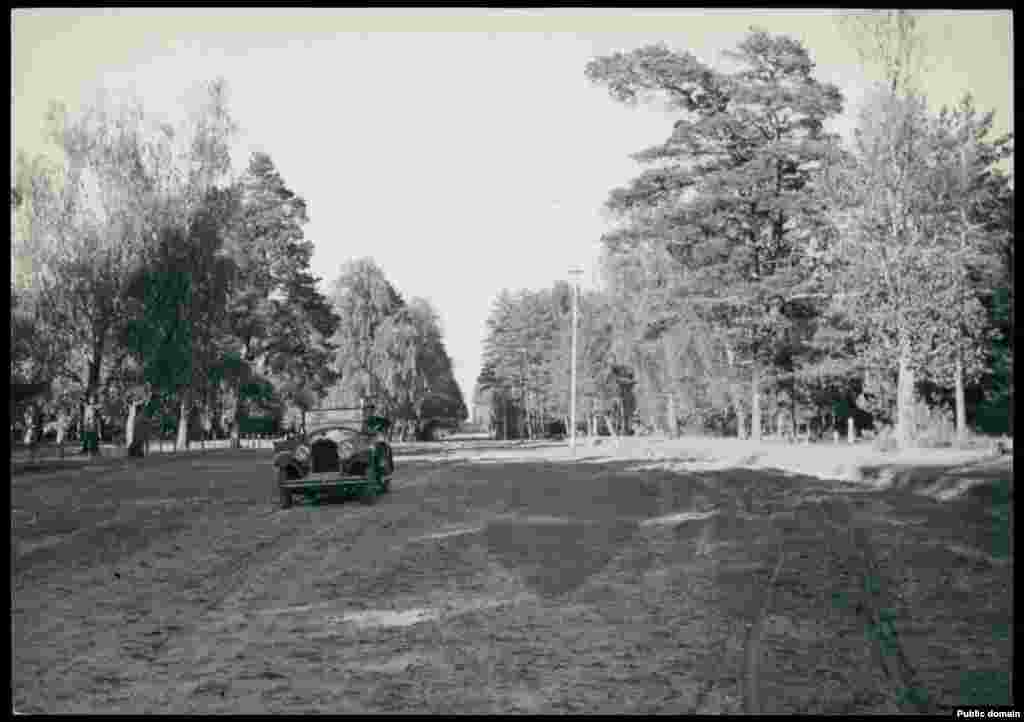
11 439 1013 713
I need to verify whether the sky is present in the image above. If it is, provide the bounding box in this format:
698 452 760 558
12 9 1013 403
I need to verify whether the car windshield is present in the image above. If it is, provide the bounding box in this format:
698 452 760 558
309 426 363 443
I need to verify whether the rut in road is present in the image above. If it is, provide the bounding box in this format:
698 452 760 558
15 450 1006 713
738 490 933 715
12 459 446 713
113 462 457 706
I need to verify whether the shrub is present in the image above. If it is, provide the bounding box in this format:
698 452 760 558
910 401 956 449
870 424 899 453
870 402 961 450
949 430 982 450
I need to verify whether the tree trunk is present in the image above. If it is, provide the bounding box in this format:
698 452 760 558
24 405 39 461
230 381 242 449
954 349 967 442
23 404 37 445
751 361 762 442
135 402 151 455
662 332 682 436
734 399 747 440
954 205 969 444
202 402 213 442
56 411 66 453
848 416 856 444
790 380 798 443
83 401 98 455
78 400 86 442
176 396 190 452
126 401 138 448
896 335 916 449
84 333 105 442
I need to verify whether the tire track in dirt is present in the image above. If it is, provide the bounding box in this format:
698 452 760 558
815 495 934 712
19 447 989 713
846 510 934 712
739 487 935 714
634 486 768 714
132 500 382 655
737 496 875 715
112 461 460 711
13 504 292 710
13 458 449 713
741 544 786 714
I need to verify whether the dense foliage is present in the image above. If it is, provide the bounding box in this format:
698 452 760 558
11 80 466 450
11 22 1012 451
476 24 1013 445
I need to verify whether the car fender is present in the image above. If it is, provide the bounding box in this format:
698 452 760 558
373 442 394 473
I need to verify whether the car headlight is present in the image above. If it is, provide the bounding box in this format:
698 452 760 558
337 441 355 459
295 445 310 463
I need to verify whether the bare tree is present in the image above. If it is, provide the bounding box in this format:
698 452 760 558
836 10 933 97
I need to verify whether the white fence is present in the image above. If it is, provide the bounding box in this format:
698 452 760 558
143 435 286 453
11 436 287 463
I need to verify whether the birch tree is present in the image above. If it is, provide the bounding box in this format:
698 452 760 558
919 94 1013 439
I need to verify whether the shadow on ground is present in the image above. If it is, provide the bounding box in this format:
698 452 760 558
12 445 1012 713
392 439 567 459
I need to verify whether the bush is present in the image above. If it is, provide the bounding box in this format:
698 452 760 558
868 402 963 451
545 419 567 438
953 433 991 451
238 415 278 435
870 424 899 453
910 401 956 449
952 432 1011 453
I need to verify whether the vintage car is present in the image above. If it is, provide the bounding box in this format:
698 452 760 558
272 405 394 509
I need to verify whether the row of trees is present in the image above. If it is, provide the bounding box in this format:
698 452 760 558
324 258 467 441
12 80 465 451
475 284 637 440
476 17 1013 447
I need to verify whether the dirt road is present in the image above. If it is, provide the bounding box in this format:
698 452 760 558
11 442 1013 713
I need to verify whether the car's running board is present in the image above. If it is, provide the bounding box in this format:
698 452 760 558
280 474 393 489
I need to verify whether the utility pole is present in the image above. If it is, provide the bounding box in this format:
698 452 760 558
569 266 583 457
